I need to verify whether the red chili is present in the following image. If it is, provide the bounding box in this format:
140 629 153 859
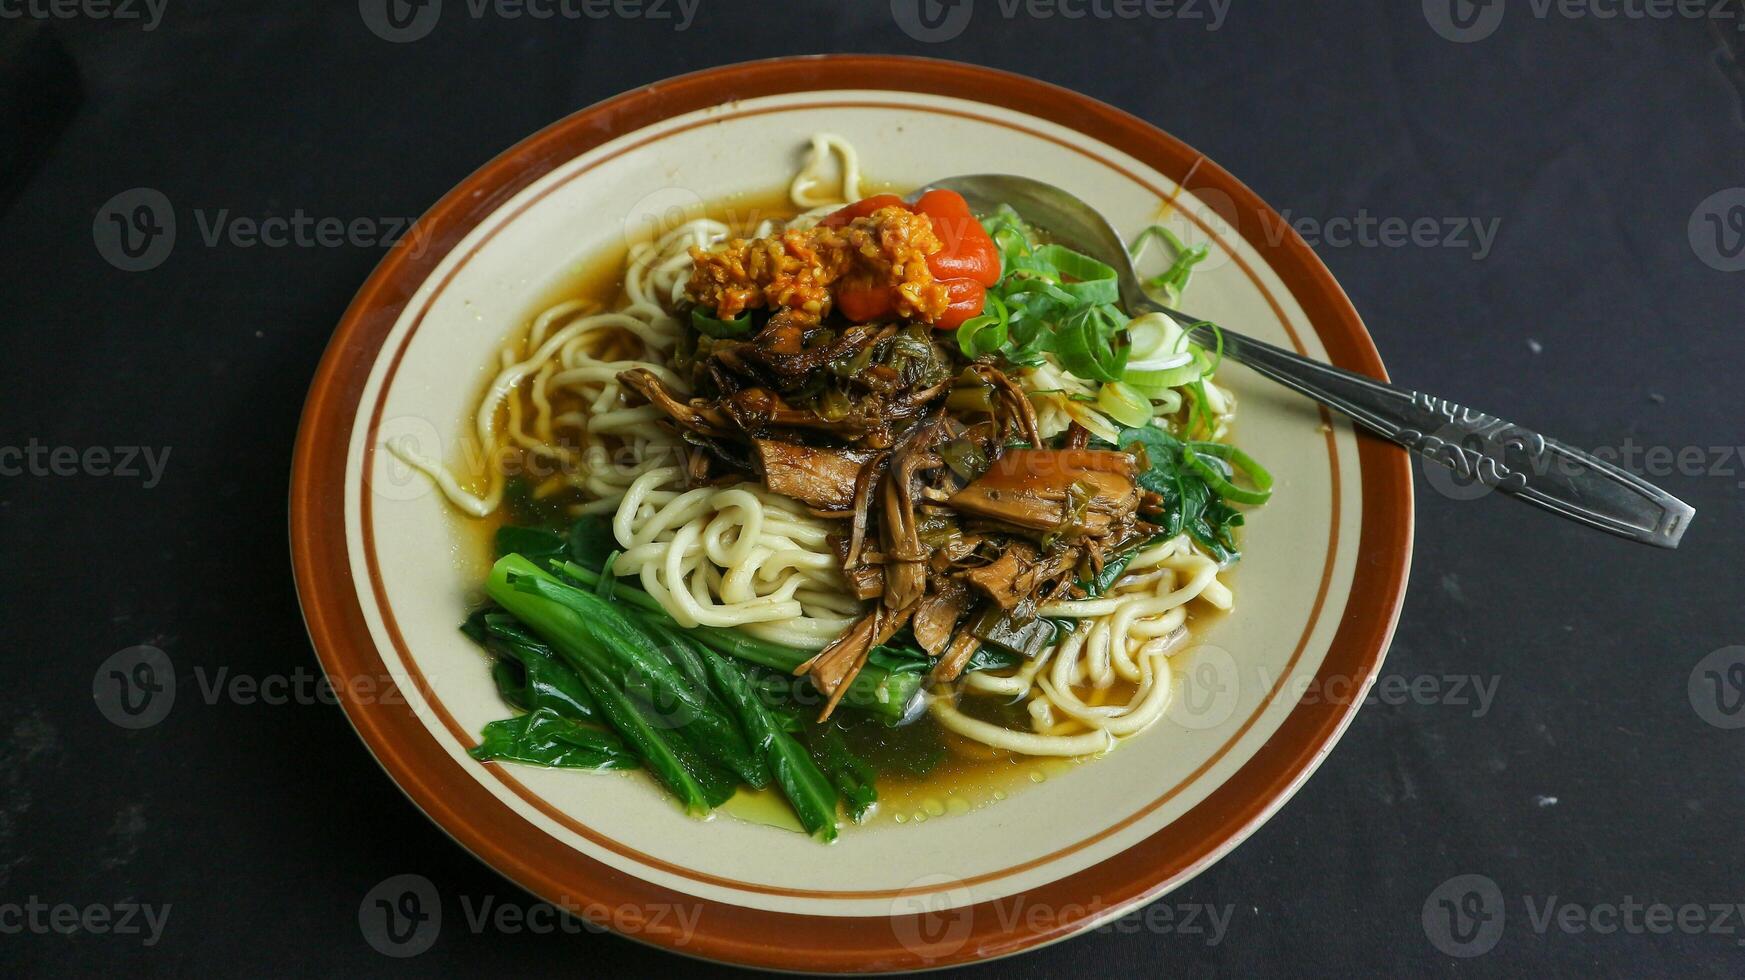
819 190 1000 330
911 190 1000 288
936 278 988 331
817 194 907 228
833 285 895 323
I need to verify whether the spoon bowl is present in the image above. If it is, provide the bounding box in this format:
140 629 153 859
920 174 1695 548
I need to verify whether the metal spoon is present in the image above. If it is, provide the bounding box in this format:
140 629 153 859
915 174 1694 549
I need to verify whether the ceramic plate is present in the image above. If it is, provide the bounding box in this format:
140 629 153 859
290 55 1412 972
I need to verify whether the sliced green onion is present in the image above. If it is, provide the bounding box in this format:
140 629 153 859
1129 225 1210 300
1183 441 1274 505
955 292 1009 358
1124 347 1211 393
1125 312 1183 360
1033 244 1120 304
691 306 753 338
1126 350 1196 373
1184 378 1212 439
965 206 1226 396
1193 321 1226 374
1096 381 1154 428
1051 305 1129 382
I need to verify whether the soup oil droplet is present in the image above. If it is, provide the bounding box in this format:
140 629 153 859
719 787 804 833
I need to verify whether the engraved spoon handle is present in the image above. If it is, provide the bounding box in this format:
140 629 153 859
1146 305 1695 548
920 172 1696 548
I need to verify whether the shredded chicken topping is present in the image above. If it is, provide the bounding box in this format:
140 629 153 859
686 206 949 323
627 208 1164 721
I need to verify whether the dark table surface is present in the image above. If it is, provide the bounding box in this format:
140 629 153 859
3 1 1742 976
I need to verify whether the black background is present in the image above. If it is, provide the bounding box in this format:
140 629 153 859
2 1 1742 976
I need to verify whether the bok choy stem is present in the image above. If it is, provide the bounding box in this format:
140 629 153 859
695 646 841 842
554 559 922 719
486 555 722 814
491 556 770 789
